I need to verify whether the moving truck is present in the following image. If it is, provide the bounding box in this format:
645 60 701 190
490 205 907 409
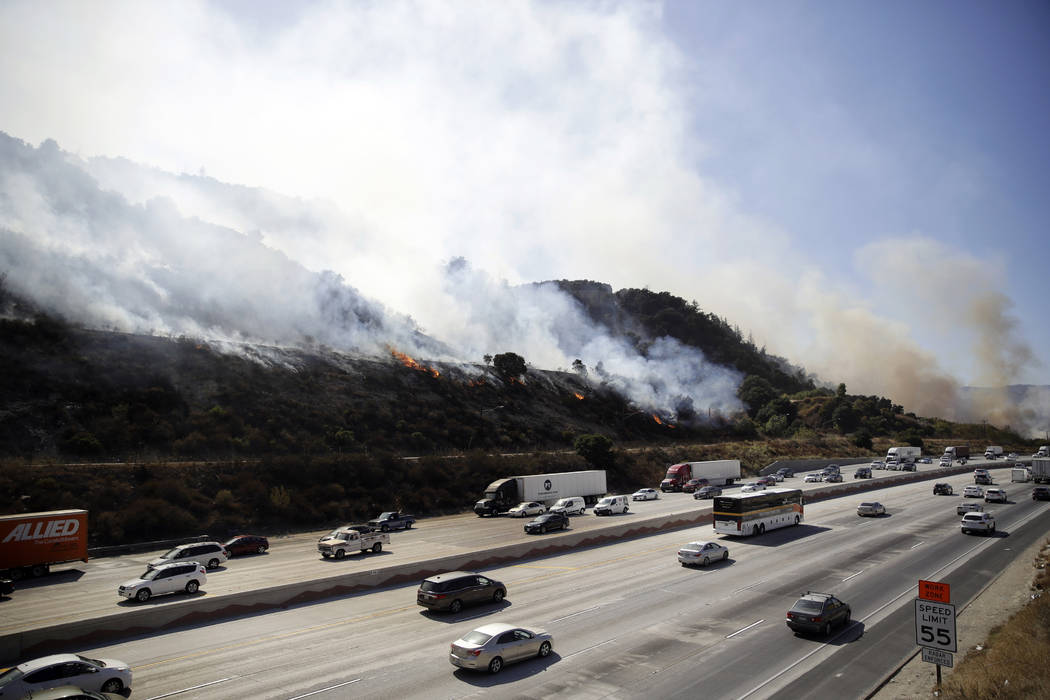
1033 446 1049 458
941 446 970 464
886 446 922 464
0 509 89 580
474 470 607 516
660 460 740 492
1031 458 1050 484
984 446 1004 460
1011 467 1031 483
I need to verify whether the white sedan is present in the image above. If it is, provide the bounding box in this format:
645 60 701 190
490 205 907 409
740 482 766 492
963 486 984 498
803 473 823 483
632 488 660 501
507 502 545 517
0 654 132 696
677 541 729 567
770 472 784 482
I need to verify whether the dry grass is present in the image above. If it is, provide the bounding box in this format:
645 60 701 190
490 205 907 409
937 542 1050 699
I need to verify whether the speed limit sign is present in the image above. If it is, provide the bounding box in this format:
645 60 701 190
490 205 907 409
915 599 957 652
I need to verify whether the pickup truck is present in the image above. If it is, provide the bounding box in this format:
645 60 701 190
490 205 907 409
367 511 416 532
317 528 390 559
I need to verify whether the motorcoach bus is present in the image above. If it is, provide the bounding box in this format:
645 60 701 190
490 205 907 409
713 488 803 536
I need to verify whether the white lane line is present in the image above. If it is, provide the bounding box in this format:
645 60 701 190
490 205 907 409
287 678 362 699
842 569 865 582
550 605 601 623
560 638 616 660
726 619 765 639
910 541 925 549
145 677 233 699
733 578 767 593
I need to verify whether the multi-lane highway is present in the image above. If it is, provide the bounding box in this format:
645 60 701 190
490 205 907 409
0 458 985 636
13 462 1044 699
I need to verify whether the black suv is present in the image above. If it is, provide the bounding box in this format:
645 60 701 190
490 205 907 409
416 571 506 613
933 483 954 496
1033 486 1050 501
974 470 993 485
785 592 851 636
524 511 569 534
853 467 872 479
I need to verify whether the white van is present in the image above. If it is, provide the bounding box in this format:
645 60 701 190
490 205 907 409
594 495 629 516
549 496 586 516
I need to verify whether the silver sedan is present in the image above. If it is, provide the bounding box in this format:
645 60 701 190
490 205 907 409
677 541 729 567
857 502 886 517
449 623 553 673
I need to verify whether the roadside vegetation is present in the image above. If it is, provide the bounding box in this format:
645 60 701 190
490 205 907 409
938 540 1050 699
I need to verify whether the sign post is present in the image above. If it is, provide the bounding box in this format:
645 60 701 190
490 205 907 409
916 580 955 687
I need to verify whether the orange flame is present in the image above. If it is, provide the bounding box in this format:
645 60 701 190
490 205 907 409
389 348 440 378
573 392 585 400
652 414 663 425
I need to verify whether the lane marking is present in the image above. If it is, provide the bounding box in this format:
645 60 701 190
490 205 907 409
842 569 864 582
286 678 362 699
550 605 600 623
560 638 615 660
144 677 233 699
726 619 764 639
733 578 767 593
910 541 925 549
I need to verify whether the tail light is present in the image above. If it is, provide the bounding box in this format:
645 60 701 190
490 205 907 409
811 616 822 622
469 649 482 657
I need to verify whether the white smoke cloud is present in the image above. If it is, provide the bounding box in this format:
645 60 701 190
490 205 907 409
0 1 1042 432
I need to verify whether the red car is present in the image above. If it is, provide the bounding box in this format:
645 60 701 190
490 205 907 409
223 535 269 556
682 478 709 493
757 475 777 486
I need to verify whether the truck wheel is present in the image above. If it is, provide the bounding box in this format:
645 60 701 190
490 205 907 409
31 565 48 578
8 568 24 582
335 549 346 560
405 522 412 529
381 524 389 532
372 542 383 553
186 580 199 594
136 588 152 602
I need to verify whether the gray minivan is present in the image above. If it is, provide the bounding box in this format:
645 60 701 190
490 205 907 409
417 571 506 613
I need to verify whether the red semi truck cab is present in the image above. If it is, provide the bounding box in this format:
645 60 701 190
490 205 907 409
661 464 691 492
0 509 89 579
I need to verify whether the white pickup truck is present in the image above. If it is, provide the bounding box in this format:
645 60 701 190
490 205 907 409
317 527 390 559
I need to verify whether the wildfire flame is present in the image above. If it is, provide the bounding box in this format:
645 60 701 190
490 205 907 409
389 348 440 378
573 392 585 400
652 414 663 425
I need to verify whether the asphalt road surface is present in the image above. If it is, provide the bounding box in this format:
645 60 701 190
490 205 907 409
49 464 1046 699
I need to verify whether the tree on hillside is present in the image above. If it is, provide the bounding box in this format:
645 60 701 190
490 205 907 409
832 403 860 434
492 352 527 380
574 433 614 468
738 375 777 418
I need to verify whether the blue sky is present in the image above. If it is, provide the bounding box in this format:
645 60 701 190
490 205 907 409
0 0 1047 422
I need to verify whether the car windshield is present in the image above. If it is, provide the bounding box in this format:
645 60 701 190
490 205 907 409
794 599 824 612
461 630 493 645
378 512 394 518
0 667 24 684
160 547 180 558
598 498 612 505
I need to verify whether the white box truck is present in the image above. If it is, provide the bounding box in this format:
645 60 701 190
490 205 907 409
473 470 607 516
984 446 1004 460
1011 467 1031 483
886 446 922 464
660 460 740 491
1031 458 1050 484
